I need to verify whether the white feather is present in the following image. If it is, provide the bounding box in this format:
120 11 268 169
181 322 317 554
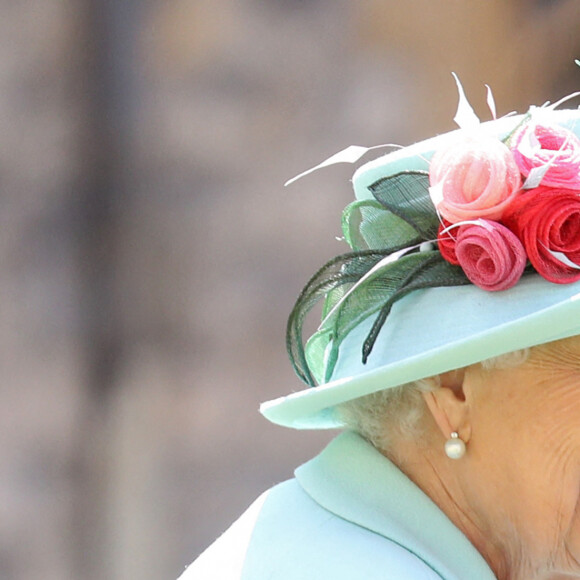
452 73 480 130
284 144 401 186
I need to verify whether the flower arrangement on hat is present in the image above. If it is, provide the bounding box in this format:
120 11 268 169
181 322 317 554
279 83 580 396
432 109 580 290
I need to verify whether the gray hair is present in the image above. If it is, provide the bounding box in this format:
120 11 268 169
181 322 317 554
337 349 530 453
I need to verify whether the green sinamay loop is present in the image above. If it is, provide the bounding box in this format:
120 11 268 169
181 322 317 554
286 170 472 387
286 250 392 386
368 171 438 239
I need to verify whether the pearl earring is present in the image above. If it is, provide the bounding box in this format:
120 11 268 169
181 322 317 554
444 432 466 459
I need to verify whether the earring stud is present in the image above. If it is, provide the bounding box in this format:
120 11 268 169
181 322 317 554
444 432 466 459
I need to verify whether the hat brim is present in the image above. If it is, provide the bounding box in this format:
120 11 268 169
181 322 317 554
262 108 580 429
261 276 580 428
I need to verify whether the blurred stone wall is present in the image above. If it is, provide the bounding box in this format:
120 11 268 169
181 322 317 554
1 1 579 579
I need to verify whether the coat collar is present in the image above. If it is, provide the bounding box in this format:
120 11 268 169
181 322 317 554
295 431 497 580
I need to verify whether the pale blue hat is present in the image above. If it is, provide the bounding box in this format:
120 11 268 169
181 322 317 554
262 104 580 430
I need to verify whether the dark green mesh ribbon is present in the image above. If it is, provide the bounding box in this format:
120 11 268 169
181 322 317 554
287 170 471 387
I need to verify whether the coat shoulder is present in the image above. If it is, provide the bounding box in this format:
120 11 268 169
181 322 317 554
178 479 442 580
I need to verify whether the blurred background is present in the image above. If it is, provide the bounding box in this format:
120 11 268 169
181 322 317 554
2 1 580 579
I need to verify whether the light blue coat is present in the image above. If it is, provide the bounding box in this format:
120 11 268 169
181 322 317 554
179 432 497 579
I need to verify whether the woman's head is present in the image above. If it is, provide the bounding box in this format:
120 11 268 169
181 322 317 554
260 81 580 579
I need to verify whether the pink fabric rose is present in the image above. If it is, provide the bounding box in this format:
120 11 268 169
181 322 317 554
511 123 580 190
502 185 580 284
454 220 527 291
429 135 522 224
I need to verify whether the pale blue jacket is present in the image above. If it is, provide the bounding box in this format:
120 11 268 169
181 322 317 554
179 432 497 579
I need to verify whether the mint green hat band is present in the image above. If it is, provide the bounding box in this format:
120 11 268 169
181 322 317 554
261 105 580 430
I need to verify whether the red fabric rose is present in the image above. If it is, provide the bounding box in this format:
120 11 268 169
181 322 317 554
437 220 460 265
511 123 580 190
503 186 580 283
429 135 522 223
454 220 527 291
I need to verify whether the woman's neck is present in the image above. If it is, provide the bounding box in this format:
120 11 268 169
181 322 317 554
388 435 539 580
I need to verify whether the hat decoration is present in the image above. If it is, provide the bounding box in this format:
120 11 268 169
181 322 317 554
287 79 580 388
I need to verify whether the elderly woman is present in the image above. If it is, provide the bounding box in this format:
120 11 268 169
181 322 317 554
180 87 580 580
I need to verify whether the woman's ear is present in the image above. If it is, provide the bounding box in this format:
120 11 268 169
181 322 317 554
422 368 472 443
